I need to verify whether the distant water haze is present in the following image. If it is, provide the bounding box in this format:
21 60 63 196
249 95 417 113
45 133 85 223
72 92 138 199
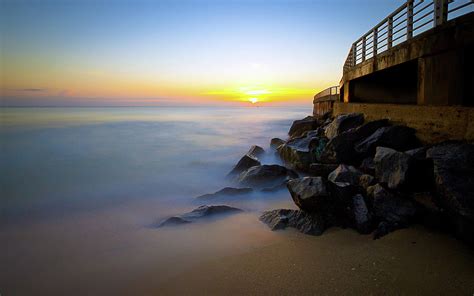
0 106 306 294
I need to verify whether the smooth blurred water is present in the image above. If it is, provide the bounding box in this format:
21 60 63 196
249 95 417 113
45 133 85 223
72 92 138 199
0 106 310 295
0 106 308 223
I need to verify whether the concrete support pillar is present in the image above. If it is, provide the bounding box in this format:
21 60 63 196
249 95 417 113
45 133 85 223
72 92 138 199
343 82 351 103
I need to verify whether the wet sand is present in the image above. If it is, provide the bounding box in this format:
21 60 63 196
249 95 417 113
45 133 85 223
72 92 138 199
154 226 474 296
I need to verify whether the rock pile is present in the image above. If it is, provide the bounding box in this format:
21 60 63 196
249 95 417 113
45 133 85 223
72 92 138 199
261 113 474 245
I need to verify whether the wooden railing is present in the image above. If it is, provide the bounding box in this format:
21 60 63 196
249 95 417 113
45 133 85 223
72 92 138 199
343 0 473 73
314 86 339 102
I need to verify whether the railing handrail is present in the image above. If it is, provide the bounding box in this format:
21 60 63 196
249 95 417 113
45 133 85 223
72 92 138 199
314 86 339 101
343 0 473 73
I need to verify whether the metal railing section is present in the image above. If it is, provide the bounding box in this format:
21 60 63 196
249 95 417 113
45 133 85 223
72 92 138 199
343 0 473 73
314 86 340 101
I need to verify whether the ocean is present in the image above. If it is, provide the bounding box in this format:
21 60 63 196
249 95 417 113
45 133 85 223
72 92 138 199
0 106 308 294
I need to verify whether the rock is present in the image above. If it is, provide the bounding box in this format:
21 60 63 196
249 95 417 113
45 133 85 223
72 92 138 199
412 192 446 230
196 187 253 200
355 126 420 157
270 138 285 149
308 135 328 162
247 145 265 158
374 147 412 190
237 165 298 189
278 130 320 170
319 119 390 164
328 181 358 207
324 113 364 140
157 205 243 227
359 157 375 175
227 154 260 176
359 174 375 190
260 209 329 236
228 145 265 176
371 184 416 225
427 142 474 244
288 116 320 138
158 216 192 227
287 177 330 212
373 221 399 239
308 163 338 177
351 194 373 234
328 164 364 186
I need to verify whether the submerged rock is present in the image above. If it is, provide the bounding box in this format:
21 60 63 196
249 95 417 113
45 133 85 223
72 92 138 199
237 164 298 189
260 209 329 235
427 142 474 244
158 205 243 227
288 116 320 138
227 155 260 176
324 113 364 140
287 177 330 212
196 187 253 200
247 145 265 158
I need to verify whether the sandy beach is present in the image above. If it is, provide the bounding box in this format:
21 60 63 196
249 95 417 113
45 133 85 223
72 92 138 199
155 226 474 295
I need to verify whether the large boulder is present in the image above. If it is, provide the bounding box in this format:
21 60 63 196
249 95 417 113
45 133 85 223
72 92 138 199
427 142 474 244
351 194 373 234
374 147 412 190
278 130 320 170
260 209 329 235
196 187 253 200
270 138 285 149
369 184 417 225
227 145 265 176
288 116 320 138
237 164 298 189
328 164 364 186
287 177 330 212
355 125 420 157
319 119 390 164
308 163 339 177
158 205 243 227
324 113 364 140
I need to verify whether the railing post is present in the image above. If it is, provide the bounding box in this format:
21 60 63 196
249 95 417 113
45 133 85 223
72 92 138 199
407 0 414 39
373 28 378 56
434 0 448 27
362 37 366 62
351 43 356 66
388 17 393 49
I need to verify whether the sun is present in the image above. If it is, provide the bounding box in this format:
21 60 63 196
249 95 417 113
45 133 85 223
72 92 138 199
249 97 258 104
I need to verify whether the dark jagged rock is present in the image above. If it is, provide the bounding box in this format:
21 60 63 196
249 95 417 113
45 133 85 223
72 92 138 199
370 184 417 225
374 147 412 190
260 182 288 193
351 194 373 234
238 164 298 189
359 174 375 190
328 164 364 186
196 187 253 200
227 154 260 176
309 135 328 163
427 142 474 244
320 119 390 164
373 221 401 239
288 116 320 138
247 145 265 158
355 125 420 157
260 209 329 235
359 157 375 175
287 177 330 212
278 130 320 170
328 181 358 206
412 192 447 230
270 138 285 149
324 113 364 140
157 205 243 227
228 145 265 176
308 163 338 177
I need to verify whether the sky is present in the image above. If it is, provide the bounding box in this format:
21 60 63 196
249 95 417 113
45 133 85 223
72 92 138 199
0 0 405 107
